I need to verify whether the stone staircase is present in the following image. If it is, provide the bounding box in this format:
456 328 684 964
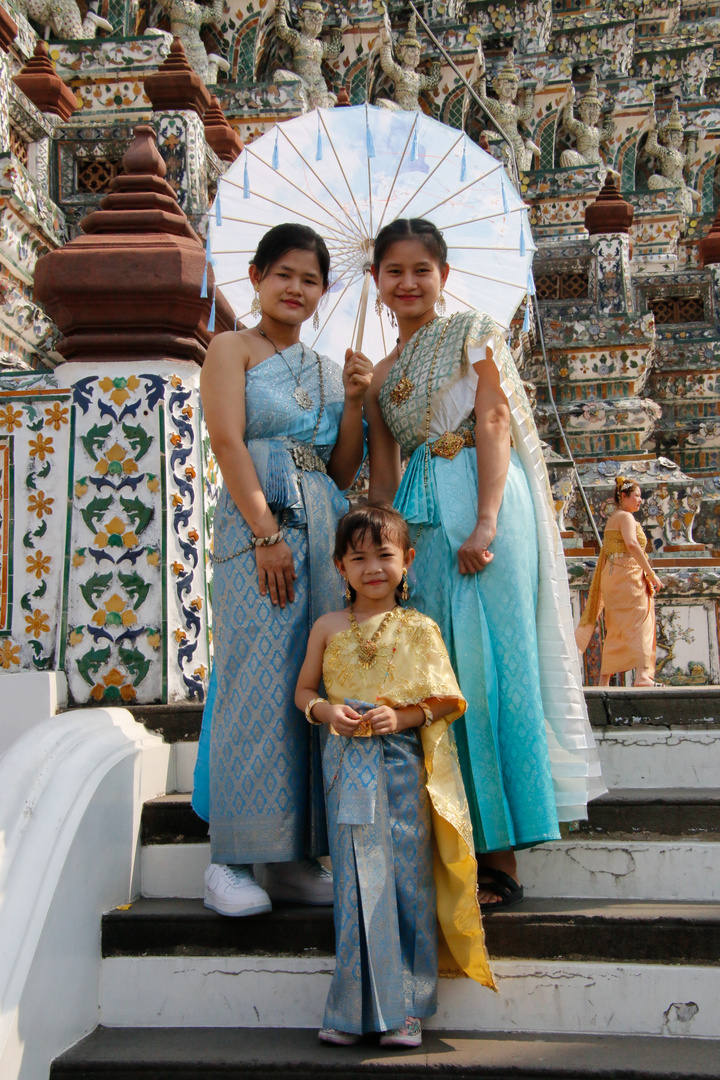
51 688 720 1077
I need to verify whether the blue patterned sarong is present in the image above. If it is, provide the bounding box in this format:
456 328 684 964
192 348 348 864
401 448 560 852
322 727 438 1034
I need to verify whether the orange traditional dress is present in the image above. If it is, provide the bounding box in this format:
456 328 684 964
575 523 656 681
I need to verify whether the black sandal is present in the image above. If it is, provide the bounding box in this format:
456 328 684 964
477 867 524 912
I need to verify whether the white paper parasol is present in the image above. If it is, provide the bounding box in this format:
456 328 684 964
209 103 534 363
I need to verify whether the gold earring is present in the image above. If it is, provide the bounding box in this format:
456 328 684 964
436 289 447 316
313 310 320 331
250 286 261 318
401 567 409 601
375 292 384 316
345 580 352 604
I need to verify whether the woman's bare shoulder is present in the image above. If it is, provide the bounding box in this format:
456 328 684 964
606 509 634 529
203 330 253 374
314 610 350 640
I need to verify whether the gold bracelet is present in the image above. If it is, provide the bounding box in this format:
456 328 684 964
305 697 326 725
419 702 433 727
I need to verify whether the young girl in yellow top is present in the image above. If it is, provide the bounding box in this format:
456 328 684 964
295 503 494 1050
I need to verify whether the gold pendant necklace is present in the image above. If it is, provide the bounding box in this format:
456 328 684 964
389 317 439 407
348 607 397 667
257 327 314 410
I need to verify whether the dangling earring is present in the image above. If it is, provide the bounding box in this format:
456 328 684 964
250 286 261 318
345 579 352 605
313 309 320 332
401 567 409 601
375 292 384 316
436 289 447 316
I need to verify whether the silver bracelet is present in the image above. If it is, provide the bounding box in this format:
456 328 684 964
251 528 285 549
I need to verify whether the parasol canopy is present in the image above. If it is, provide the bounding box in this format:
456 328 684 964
209 103 534 363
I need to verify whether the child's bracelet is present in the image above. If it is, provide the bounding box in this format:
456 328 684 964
305 697 326 725
419 702 434 727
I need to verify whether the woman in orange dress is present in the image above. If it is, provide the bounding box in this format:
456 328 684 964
575 477 663 686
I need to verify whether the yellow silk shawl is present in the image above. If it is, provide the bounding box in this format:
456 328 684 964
322 605 496 990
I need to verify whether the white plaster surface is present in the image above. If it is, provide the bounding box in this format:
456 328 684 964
518 840 720 900
595 728 720 790
141 841 209 898
0 708 171 1080
142 838 719 902
173 741 198 794
170 728 720 796
99 956 720 1038
0 671 67 757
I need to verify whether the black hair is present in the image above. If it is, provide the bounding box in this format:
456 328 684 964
334 502 412 603
373 218 448 273
613 476 641 505
250 223 330 289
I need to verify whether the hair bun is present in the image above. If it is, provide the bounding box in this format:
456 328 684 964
615 474 626 489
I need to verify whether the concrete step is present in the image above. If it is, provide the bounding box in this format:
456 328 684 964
140 833 720 902
592 728 720 790
98 953 720 1035
152 725 720 796
103 897 720 966
125 690 720 752
52 1027 720 1079
584 688 719 728
141 790 720 847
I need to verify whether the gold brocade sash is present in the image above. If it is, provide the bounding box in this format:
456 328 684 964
421 719 498 990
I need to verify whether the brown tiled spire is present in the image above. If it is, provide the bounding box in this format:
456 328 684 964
203 95 244 163
33 125 233 364
144 37 211 118
584 172 634 236
0 4 18 53
13 40 77 121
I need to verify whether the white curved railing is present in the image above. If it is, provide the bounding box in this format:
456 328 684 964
0 708 170 1080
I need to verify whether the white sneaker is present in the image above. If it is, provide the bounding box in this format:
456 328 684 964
203 863 272 917
262 858 334 905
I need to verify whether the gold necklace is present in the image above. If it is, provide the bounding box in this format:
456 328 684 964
348 606 398 667
389 317 439 407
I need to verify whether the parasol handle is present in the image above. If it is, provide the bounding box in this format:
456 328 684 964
354 269 372 353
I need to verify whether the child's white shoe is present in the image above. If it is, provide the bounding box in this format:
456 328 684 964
203 863 272 916
318 1027 361 1046
379 1017 422 1048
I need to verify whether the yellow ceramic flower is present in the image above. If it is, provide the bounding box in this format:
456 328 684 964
26 551 51 578
25 608 50 638
44 403 69 430
27 491 54 518
0 640 21 669
29 434 54 461
0 404 23 431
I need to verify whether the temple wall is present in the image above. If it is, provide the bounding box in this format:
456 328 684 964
0 0 718 692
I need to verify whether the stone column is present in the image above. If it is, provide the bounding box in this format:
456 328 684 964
0 125 232 705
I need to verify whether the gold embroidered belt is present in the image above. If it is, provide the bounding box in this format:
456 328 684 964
429 429 476 460
291 444 327 475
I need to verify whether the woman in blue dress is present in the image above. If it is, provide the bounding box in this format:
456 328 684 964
365 218 604 908
193 223 372 916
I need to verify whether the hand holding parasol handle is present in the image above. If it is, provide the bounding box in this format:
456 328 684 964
354 269 372 353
